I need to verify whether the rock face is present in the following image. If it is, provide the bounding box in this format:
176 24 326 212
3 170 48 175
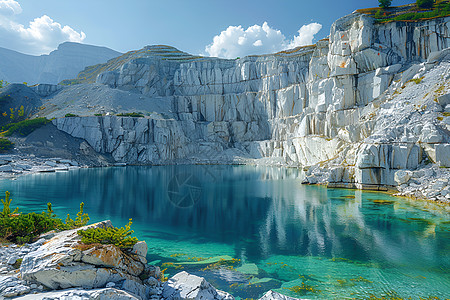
48 14 449 193
0 84 43 127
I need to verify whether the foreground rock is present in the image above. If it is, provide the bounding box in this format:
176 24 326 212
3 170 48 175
13 287 140 300
17 221 161 299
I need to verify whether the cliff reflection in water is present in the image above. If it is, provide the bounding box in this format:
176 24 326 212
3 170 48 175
3 165 448 270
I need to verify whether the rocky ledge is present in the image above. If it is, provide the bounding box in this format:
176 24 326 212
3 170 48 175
0 154 81 179
0 221 300 300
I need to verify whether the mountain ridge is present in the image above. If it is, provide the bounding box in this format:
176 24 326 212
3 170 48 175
0 42 121 85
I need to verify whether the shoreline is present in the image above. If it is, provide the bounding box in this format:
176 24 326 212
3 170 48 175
1 153 449 206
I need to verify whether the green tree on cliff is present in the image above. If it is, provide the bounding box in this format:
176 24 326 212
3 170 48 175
378 0 392 8
416 0 434 8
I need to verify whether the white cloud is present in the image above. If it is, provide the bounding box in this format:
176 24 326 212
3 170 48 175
288 23 322 49
253 40 263 47
205 22 322 59
0 0 22 16
0 0 86 55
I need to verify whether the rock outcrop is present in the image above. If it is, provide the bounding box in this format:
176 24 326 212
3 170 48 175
19 221 160 299
48 13 450 198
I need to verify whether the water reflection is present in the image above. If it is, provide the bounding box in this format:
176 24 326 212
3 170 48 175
1 165 448 274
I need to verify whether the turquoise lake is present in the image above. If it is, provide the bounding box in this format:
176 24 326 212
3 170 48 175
0 165 449 299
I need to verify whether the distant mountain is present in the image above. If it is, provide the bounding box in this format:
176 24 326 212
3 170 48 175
60 45 204 85
0 42 121 85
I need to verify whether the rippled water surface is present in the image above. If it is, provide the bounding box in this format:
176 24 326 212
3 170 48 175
1 165 449 299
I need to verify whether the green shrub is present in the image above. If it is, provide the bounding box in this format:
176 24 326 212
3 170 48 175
375 9 383 19
0 211 64 244
65 113 79 117
116 112 145 118
378 0 392 8
417 0 434 8
94 113 103 116
78 219 139 249
1 118 50 137
0 199 63 244
0 138 13 152
0 191 90 244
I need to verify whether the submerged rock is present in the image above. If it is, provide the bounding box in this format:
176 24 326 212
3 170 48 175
235 263 259 276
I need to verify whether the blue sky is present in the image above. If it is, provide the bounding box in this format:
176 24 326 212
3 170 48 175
0 0 413 57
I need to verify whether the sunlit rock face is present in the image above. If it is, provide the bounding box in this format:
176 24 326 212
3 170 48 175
54 13 450 188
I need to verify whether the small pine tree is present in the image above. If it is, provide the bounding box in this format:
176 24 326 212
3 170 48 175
378 0 392 8
416 0 434 8
1 191 18 217
64 202 89 228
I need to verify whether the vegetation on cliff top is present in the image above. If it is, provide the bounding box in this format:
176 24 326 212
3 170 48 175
116 112 145 118
378 0 392 9
361 0 450 22
1 118 50 137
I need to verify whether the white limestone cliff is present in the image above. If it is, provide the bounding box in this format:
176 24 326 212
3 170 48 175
50 12 450 198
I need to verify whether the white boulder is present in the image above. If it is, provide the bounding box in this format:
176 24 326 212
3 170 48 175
162 271 234 300
258 290 303 300
394 170 412 185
